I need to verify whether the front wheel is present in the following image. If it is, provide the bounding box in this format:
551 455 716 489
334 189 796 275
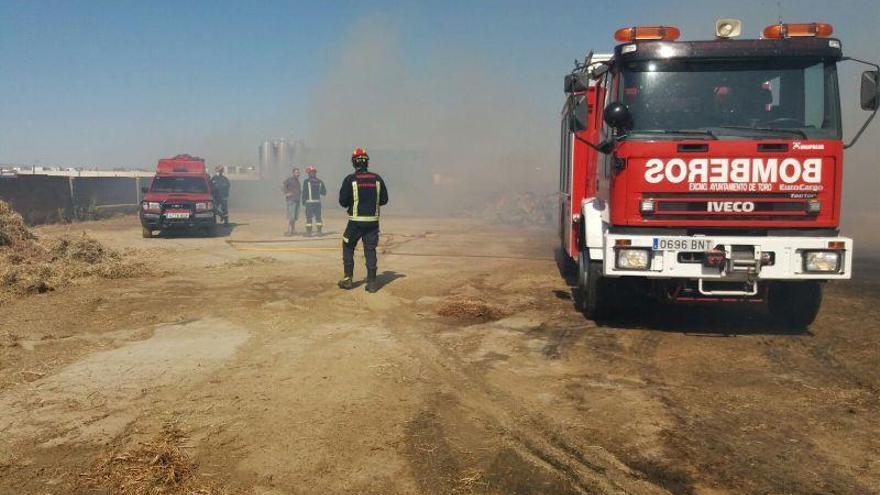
578 252 614 321
768 282 822 330
142 227 153 238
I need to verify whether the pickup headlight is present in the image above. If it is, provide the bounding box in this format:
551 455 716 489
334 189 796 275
616 248 652 270
803 250 840 273
195 202 213 211
142 202 161 211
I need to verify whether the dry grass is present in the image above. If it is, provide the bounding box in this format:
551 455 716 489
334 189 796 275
218 256 279 269
0 331 20 348
87 423 233 495
0 200 148 300
437 298 508 321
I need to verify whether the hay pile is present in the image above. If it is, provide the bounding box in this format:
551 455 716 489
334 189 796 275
0 201 35 247
437 298 507 321
0 200 147 299
87 424 231 495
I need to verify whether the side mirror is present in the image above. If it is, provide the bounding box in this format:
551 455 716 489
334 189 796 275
860 70 879 111
140 186 149 194
603 102 633 131
568 95 589 132
564 73 588 94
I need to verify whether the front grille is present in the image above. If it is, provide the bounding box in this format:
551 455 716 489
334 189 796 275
644 194 814 221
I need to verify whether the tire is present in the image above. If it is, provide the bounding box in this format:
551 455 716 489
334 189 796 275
142 227 153 238
555 247 577 279
578 251 613 321
768 282 822 330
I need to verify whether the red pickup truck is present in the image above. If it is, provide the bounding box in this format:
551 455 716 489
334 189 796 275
139 154 217 238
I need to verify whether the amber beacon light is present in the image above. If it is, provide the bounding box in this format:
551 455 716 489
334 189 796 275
614 26 681 42
762 22 833 38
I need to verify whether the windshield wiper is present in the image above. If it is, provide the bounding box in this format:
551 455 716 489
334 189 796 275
630 129 719 140
716 126 808 139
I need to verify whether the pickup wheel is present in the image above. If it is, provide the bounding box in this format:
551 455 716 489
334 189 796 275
578 252 614 321
142 227 153 238
768 282 822 330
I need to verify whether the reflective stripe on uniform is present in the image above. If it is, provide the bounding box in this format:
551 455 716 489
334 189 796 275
349 177 380 222
351 181 359 216
376 180 381 216
305 199 321 204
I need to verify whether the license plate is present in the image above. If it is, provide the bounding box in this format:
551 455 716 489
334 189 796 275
652 237 713 251
165 211 191 219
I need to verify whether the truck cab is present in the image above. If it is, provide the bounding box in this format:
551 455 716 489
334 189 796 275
559 21 880 328
140 154 217 237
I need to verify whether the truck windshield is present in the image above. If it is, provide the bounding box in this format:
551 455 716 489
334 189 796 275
619 58 841 140
150 176 208 193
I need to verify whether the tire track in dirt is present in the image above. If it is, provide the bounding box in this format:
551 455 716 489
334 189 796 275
383 283 672 495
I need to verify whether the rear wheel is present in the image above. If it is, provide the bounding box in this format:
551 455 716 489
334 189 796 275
768 281 822 330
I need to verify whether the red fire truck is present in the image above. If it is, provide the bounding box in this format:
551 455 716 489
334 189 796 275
139 154 218 237
558 20 879 327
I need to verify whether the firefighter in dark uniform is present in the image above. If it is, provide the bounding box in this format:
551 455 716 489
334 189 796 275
301 166 326 236
338 148 389 293
210 166 231 225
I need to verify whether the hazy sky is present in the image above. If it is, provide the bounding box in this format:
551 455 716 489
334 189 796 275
1 0 878 168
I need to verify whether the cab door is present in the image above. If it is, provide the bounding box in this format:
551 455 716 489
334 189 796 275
559 101 573 255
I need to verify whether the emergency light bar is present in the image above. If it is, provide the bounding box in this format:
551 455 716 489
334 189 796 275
614 26 681 42
762 22 833 39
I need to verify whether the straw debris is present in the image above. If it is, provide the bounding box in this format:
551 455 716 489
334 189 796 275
87 423 233 495
437 298 508 321
0 200 148 300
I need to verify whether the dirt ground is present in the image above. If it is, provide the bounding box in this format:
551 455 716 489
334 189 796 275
1 211 878 495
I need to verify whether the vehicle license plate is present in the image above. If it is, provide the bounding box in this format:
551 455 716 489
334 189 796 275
652 237 713 251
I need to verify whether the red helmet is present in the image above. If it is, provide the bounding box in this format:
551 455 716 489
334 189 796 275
305 166 317 174
351 147 369 167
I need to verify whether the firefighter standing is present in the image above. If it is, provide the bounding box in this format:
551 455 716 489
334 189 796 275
338 148 389 293
210 166 231 225
282 167 302 236
301 166 327 236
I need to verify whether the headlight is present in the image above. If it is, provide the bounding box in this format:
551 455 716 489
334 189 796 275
616 248 651 270
142 202 160 211
196 202 210 210
803 250 840 273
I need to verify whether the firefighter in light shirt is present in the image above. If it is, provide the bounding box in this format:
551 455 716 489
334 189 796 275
301 166 327 236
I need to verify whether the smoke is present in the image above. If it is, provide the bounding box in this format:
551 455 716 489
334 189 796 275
305 17 556 215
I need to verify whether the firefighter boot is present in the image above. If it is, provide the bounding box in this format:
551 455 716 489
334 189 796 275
365 269 379 293
338 277 353 290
